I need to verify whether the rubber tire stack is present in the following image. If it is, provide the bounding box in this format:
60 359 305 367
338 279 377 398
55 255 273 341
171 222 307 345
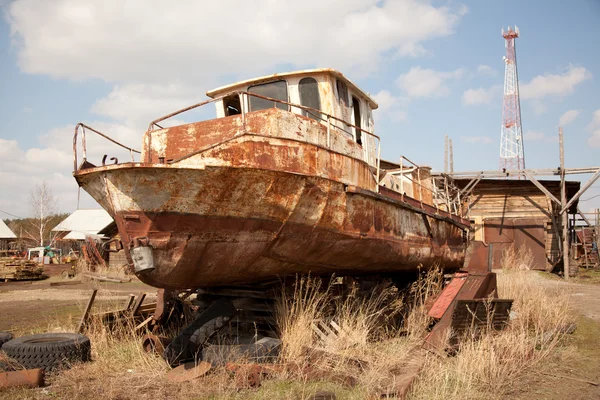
2 333 91 371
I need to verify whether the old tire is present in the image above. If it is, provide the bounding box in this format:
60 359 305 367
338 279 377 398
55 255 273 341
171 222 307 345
2 333 91 371
0 332 13 349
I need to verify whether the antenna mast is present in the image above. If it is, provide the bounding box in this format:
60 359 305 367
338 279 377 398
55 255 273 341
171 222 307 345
499 26 525 171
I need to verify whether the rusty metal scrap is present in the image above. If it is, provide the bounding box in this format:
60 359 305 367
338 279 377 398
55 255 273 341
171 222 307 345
0 369 45 389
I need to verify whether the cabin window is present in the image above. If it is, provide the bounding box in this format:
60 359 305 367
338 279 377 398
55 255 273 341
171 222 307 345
223 94 241 116
352 96 362 145
248 80 288 112
299 77 322 121
335 79 349 107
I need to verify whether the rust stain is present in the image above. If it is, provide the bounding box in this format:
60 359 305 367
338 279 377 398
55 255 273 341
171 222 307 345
74 91 467 290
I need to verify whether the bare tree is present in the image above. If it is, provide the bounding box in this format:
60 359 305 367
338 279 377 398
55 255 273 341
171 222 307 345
29 181 58 246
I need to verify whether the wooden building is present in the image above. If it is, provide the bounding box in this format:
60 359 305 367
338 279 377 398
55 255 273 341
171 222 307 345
454 179 580 272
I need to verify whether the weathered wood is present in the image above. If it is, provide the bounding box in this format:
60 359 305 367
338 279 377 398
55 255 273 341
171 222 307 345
560 127 569 280
49 280 82 286
561 169 600 214
124 294 136 310
131 293 146 315
523 170 561 206
78 289 98 333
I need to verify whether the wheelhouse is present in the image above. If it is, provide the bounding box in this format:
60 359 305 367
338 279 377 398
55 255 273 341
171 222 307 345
207 68 378 146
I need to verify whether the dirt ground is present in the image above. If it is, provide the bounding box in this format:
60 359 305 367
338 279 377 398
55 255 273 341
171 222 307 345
512 270 600 400
0 278 156 334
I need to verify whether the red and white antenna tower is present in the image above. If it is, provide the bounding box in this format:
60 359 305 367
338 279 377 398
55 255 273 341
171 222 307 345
499 26 525 171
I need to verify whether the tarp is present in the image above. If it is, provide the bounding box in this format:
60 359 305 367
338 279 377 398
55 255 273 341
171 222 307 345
52 209 113 240
0 219 16 239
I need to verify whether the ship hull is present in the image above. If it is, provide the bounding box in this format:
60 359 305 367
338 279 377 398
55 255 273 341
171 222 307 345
75 163 466 289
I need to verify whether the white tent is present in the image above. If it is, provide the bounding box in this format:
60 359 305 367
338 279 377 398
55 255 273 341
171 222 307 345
52 209 113 240
0 219 16 239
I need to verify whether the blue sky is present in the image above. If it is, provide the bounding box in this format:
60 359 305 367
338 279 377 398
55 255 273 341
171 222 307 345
0 0 599 218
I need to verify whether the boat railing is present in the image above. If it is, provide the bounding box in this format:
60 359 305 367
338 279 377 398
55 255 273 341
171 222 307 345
74 92 381 191
73 123 141 171
147 91 382 191
392 155 463 216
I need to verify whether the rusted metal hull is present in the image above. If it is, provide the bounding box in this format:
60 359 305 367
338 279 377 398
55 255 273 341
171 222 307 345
75 164 466 289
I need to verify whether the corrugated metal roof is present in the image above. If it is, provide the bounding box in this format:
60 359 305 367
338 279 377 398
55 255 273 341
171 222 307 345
0 219 16 239
52 209 113 240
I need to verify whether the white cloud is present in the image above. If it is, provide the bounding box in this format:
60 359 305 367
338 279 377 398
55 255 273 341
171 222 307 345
462 85 501 105
586 109 600 148
520 65 591 100
372 90 408 121
476 64 496 76
2 0 470 217
558 110 580 127
0 121 144 217
523 130 558 143
7 0 467 85
91 83 208 128
460 136 493 144
531 101 547 115
396 66 465 98
523 131 545 141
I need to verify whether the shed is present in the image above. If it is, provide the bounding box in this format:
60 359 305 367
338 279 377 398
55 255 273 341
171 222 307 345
455 179 580 271
0 220 17 251
97 221 128 270
52 209 113 240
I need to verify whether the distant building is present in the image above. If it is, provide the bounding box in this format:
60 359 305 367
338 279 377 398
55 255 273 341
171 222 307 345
454 179 580 273
52 209 113 240
0 219 17 251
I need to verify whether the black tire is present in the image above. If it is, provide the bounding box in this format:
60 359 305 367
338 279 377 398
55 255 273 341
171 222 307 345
164 298 236 366
2 333 91 371
0 332 13 350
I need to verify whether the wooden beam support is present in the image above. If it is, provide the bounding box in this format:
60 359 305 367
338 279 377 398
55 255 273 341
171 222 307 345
560 168 600 214
577 207 593 227
459 174 482 196
559 127 569 280
523 170 561 206
432 167 600 179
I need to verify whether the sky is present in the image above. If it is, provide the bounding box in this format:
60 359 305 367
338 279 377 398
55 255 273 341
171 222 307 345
0 0 599 219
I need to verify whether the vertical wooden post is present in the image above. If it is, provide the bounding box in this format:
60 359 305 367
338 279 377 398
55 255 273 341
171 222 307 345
78 289 98 333
449 139 454 173
596 208 600 257
559 127 569 280
444 135 449 173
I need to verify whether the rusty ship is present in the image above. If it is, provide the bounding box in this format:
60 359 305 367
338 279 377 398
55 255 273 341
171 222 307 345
73 69 469 290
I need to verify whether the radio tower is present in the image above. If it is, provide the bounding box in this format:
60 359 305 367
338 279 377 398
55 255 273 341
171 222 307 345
499 26 525 171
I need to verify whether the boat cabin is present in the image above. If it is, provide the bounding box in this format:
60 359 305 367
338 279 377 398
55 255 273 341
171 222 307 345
206 69 378 146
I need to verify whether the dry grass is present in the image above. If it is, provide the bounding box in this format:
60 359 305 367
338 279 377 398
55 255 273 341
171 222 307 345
409 270 573 399
500 244 535 271
76 258 131 280
0 253 574 399
274 270 443 396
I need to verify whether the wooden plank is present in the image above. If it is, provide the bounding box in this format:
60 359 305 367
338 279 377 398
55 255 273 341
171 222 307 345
135 316 153 330
77 289 98 333
131 293 146 315
124 294 136 310
49 280 82 286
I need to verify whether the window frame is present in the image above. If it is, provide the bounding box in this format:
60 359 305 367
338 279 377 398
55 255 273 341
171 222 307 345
298 77 322 121
247 80 289 112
